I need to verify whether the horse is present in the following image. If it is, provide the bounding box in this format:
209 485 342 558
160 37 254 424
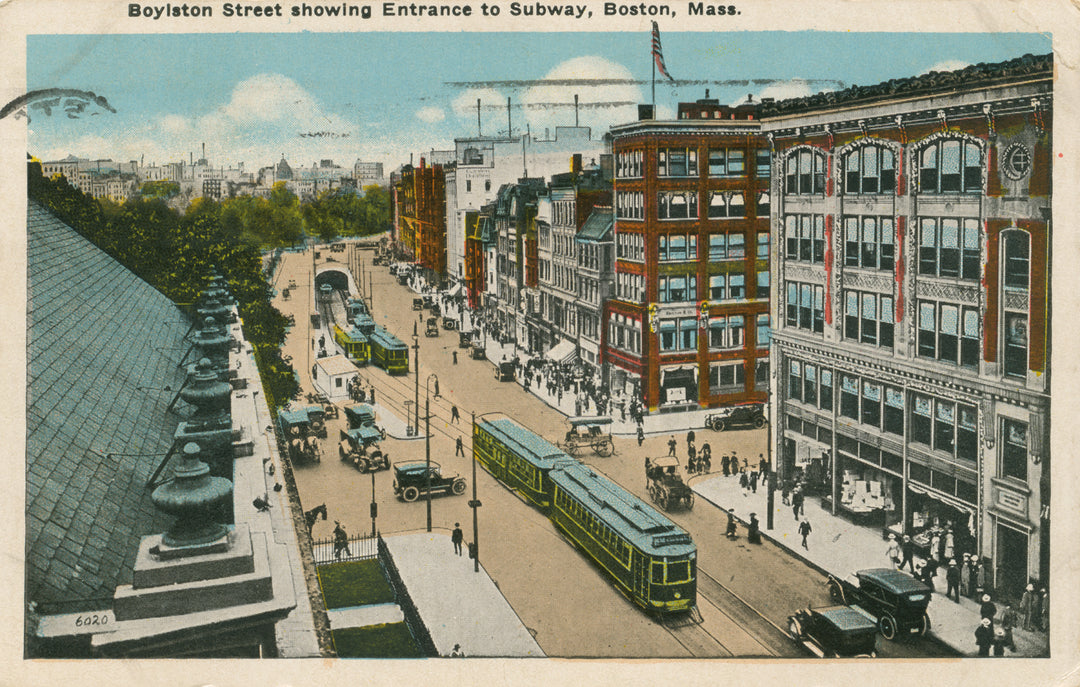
304 504 327 533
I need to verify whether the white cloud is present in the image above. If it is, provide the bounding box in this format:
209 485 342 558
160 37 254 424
921 60 970 75
521 56 643 138
415 106 446 123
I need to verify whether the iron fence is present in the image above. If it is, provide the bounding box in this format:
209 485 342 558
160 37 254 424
312 532 379 566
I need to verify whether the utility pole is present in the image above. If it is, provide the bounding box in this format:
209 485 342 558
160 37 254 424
766 413 774 531
370 469 377 537
469 412 481 573
412 326 420 436
425 396 432 532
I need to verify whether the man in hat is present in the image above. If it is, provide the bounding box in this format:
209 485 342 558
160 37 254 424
451 523 464 555
960 554 972 597
946 559 961 602
747 513 761 544
1020 583 1038 631
886 534 902 568
975 618 994 656
450 643 464 657
667 436 677 457
980 593 998 626
898 535 915 572
798 517 812 550
1000 601 1019 652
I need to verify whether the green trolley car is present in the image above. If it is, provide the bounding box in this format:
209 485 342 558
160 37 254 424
369 327 409 375
333 323 370 364
473 415 574 509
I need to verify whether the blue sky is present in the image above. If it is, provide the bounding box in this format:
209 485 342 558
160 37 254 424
26 31 1051 170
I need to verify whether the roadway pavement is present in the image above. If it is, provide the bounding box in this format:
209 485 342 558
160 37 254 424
269 246 960 659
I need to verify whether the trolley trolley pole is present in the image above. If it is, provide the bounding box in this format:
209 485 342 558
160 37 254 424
766 414 774 531
425 373 439 533
469 412 482 573
412 324 420 436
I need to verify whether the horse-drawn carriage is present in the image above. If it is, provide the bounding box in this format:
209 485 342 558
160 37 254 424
557 416 614 457
645 456 694 511
425 317 440 337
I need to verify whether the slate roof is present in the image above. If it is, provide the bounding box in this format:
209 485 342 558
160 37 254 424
760 52 1052 117
26 200 192 613
575 208 613 243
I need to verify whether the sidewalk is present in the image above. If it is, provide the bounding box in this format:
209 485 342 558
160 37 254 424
382 531 544 658
691 473 1049 657
327 603 404 631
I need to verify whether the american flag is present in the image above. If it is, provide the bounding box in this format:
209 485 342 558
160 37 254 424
651 21 674 82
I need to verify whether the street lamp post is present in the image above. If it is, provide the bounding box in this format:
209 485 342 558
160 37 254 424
425 373 439 533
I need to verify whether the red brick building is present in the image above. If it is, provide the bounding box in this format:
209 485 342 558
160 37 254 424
394 159 447 276
606 97 771 413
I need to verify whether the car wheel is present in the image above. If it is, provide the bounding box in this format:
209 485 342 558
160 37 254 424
338 444 350 461
452 479 467 495
917 612 930 636
595 441 613 457
878 614 897 641
356 457 369 473
827 580 844 603
402 486 420 502
788 619 802 642
754 416 766 429
711 418 726 432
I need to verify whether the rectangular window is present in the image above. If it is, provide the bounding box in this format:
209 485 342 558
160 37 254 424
814 216 826 263
804 364 818 407
756 149 771 178
861 381 882 428
911 394 932 446
758 232 769 259
1004 232 1030 290
730 273 746 300
728 233 745 258
757 270 770 301
884 386 904 436
819 368 833 411
934 401 956 455
1001 418 1027 481
757 313 770 348
658 192 697 220
711 274 727 301
957 404 977 462
709 148 745 177
840 375 859 419
788 360 802 401
1004 312 1028 379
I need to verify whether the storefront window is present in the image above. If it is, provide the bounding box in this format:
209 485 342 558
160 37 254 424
934 401 956 454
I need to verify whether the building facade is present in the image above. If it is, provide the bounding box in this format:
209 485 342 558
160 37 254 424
606 99 771 413
765 53 1052 599
394 160 447 277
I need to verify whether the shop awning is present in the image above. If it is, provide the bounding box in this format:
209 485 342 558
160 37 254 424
545 340 577 365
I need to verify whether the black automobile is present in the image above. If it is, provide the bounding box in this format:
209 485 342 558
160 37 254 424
787 605 878 658
705 403 766 432
826 568 932 640
392 461 467 502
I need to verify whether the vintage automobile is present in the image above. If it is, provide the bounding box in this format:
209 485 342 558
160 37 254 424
705 403 766 432
493 360 515 381
422 295 435 309
412 297 424 311
458 330 473 348
442 316 457 330
787 605 879 658
645 455 694 511
431 303 442 318
392 461 467 502
425 317 440 337
277 407 323 463
343 403 386 438
558 416 614 457
470 341 486 360
826 568 932 640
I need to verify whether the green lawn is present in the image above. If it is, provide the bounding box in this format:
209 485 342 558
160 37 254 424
317 559 396 609
332 622 424 658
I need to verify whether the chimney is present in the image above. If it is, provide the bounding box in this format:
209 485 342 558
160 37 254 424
638 104 654 121
570 154 582 175
705 88 710 99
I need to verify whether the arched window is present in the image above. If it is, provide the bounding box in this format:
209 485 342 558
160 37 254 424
844 145 896 194
919 139 982 194
784 149 826 195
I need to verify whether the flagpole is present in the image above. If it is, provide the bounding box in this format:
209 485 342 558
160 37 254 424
652 49 656 110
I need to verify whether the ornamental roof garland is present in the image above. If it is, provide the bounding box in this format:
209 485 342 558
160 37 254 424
760 53 1052 118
